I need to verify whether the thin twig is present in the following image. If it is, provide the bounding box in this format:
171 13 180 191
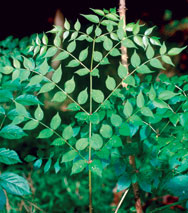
114 189 129 213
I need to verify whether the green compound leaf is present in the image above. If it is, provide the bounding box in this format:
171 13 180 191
34 105 44 121
75 138 89 150
37 129 54 139
0 125 27 140
39 59 49 75
61 150 78 163
150 58 165 69
118 63 128 79
149 85 156 101
103 37 113 51
81 14 100 23
130 50 141 67
38 82 55 94
123 100 133 117
62 125 73 140
79 47 89 62
108 135 123 148
137 91 145 108
110 114 122 127
161 55 175 66
0 172 30 196
100 124 112 138
158 90 178 100
89 160 103 177
75 68 90 76
52 65 62 83
92 90 104 103
45 47 58 57
52 91 67 102
0 148 22 165
93 51 103 62
146 44 154 59
23 120 39 130
119 123 130 136
71 159 87 175
90 134 103 150
77 88 88 105
168 46 187 56
50 113 61 130
141 107 154 117
15 95 42 106
67 41 76 53
64 77 75 94
105 76 116 91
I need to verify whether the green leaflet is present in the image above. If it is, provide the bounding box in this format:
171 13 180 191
0 125 27 140
64 77 75 94
90 134 103 150
168 46 187 55
136 91 145 108
100 124 113 138
34 105 44 121
79 47 89 61
71 160 87 175
23 120 39 130
52 65 62 83
37 129 54 139
62 125 73 140
76 138 89 150
52 91 67 102
118 63 128 79
105 76 116 91
92 90 104 103
131 50 141 67
38 82 55 94
81 14 99 23
0 148 22 165
77 88 88 105
0 172 30 196
61 150 78 163
50 113 61 130
123 100 133 117
89 160 103 177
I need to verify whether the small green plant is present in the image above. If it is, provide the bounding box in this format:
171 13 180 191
0 8 188 212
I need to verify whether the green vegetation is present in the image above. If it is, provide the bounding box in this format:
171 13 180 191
0 8 187 212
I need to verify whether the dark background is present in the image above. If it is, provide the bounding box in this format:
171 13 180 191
0 0 188 40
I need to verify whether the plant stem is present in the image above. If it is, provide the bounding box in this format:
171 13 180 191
119 0 143 212
88 34 96 213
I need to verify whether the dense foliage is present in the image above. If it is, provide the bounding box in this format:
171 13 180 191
0 8 187 212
